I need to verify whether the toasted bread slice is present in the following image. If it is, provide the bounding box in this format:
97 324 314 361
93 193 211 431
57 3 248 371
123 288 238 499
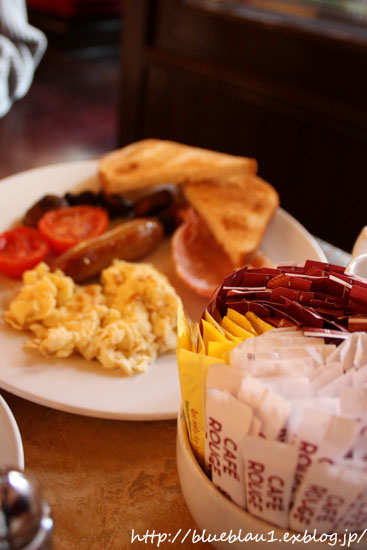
99 139 257 194
183 173 279 266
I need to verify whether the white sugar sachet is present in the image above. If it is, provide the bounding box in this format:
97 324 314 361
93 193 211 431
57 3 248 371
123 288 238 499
326 332 359 370
258 357 316 378
317 369 354 398
230 333 323 365
206 363 248 396
249 416 261 437
230 350 279 368
285 397 340 444
340 387 367 421
326 332 367 371
354 332 367 368
251 335 323 347
339 457 367 472
260 327 298 335
205 388 252 508
317 415 361 461
205 365 262 438
242 436 298 528
352 365 367 387
259 376 311 400
333 483 367 534
353 427 367 461
290 462 367 534
237 378 290 440
236 377 267 409
237 357 316 378
292 409 360 500
309 362 343 393
276 345 335 366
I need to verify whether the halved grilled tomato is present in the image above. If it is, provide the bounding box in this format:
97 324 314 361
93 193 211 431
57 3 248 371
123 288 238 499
0 226 50 278
38 205 109 254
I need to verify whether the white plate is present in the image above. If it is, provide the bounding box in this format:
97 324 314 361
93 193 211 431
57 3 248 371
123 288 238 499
0 394 24 470
0 160 326 420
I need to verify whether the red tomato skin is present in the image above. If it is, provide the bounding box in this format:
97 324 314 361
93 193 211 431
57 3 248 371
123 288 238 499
37 205 109 254
0 226 50 278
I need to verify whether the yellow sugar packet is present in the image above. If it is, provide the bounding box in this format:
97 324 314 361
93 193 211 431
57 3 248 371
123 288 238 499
204 309 241 343
221 316 254 340
177 304 224 469
204 309 227 335
202 318 228 347
197 329 206 354
207 339 238 360
177 302 194 353
227 307 258 335
190 321 205 354
177 348 224 469
198 310 235 359
245 311 273 334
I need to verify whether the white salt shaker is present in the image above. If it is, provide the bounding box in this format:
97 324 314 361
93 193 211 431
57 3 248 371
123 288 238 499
0 469 53 550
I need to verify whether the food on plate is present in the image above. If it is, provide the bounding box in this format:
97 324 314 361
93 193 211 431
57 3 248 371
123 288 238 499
172 209 239 298
98 138 257 194
171 174 279 297
4 260 180 375
4 139 278 300
24 191 135 226
23 194 69 227
38 205 110 254
98 139 279 298
183 174 279 267
0 226 50 278
133 188 175 217
24 186 181 235
64 190 134 218
52 218 164 282
0 140 281 382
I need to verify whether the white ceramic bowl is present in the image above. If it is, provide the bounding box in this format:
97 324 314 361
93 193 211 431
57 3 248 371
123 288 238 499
176 406 360 549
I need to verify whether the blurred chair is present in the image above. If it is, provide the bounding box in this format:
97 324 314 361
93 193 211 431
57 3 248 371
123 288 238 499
27 0 123 57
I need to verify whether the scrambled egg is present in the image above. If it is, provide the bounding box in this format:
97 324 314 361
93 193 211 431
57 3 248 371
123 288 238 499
4 261 180 375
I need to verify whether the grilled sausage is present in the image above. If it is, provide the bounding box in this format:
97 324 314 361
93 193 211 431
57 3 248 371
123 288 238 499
23 195 69 226
52 218 164 282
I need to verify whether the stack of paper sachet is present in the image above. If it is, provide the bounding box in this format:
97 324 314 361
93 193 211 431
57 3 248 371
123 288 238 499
176 260 367 533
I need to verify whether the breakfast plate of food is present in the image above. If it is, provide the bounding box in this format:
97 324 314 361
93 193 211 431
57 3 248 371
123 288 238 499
0 393 24 470
0 140 326 420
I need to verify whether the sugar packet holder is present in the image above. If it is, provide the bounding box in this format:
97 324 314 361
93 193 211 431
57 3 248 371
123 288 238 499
207 259 367 336
176 260 367 534
177 259 367 468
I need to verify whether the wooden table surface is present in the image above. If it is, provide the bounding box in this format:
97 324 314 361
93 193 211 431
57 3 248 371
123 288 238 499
2 390 209 550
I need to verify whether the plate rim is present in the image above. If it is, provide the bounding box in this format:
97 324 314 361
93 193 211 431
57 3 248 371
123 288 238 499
0 159 327 420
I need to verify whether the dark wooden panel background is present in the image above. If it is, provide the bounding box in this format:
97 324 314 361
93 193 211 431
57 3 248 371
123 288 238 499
119 0 367 252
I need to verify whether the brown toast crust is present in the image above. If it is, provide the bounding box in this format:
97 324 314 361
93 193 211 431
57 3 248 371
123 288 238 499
183 174 279 266
99 139 257 194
